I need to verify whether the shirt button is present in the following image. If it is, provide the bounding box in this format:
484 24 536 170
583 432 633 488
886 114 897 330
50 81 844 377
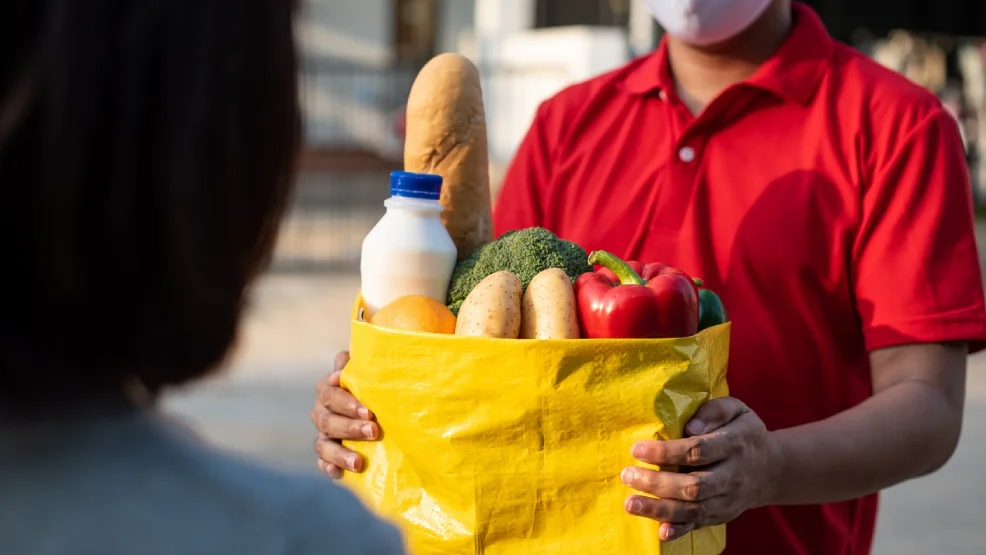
658 90 667 101
678 146 696 163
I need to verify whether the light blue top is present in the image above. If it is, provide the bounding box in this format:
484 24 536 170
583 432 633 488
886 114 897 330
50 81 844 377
0 405 405 555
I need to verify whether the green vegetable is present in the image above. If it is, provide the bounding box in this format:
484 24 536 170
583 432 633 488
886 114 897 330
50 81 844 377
446 227 593 316
692 278 729 331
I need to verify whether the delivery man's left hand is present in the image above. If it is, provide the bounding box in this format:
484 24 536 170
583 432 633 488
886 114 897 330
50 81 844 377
620 397 780 542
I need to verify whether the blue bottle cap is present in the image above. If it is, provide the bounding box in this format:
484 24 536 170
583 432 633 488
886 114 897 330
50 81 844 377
390 171 443 200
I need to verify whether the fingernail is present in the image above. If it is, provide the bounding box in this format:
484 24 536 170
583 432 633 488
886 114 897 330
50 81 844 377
627 498 643 514
631 443 646 458
346 453 359 471
687 419 706 435
661 525 675 541
357 406 370 419
620 468 635 485
361 424 375 439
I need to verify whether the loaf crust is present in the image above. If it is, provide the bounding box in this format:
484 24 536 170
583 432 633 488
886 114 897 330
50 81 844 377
404 53 493 260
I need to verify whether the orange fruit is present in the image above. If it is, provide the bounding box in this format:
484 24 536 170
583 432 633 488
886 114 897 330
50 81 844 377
370 295 457 334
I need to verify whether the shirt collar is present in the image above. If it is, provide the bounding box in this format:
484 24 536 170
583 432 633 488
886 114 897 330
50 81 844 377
622 2 835 106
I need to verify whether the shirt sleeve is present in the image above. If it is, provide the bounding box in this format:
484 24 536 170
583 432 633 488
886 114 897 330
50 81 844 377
492 101 555 237
853 106 986 353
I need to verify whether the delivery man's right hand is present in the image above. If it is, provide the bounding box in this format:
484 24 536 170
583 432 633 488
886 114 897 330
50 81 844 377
310 351 380 478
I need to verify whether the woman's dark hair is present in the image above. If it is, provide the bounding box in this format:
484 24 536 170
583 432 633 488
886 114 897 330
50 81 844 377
0 0 301 409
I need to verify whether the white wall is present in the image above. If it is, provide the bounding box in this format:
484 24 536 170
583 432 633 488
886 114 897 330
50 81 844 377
474 0 536 39
627 0 659 57
292 0 636 173
436 0 475 55
455 0 635 174
297 0 395 66
477 26 631 169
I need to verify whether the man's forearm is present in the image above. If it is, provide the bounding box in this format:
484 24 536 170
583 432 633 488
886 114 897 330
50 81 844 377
762 380 964 506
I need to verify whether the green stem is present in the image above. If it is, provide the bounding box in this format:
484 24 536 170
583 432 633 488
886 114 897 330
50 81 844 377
693 277 704 287
587 250 645 286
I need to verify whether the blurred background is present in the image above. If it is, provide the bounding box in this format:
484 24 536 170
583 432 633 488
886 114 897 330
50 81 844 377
161 1 986 553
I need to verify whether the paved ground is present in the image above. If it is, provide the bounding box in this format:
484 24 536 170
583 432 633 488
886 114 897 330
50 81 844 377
160 215 986 554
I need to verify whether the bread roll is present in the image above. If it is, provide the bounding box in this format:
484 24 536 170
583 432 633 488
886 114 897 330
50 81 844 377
404 53 493 260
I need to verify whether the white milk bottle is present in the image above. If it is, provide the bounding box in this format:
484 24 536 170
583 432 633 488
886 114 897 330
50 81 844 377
360 171 458 319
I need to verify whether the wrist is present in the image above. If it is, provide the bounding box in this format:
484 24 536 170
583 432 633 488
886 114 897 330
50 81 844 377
756 430 788 508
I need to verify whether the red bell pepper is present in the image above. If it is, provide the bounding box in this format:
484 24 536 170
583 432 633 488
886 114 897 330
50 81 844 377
594 258 700 304
574 250 699 339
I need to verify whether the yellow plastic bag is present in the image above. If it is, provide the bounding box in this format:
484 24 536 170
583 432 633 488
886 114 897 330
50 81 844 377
342 297 730 555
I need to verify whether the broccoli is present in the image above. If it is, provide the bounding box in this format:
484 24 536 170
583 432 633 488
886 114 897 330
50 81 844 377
446 227 593 315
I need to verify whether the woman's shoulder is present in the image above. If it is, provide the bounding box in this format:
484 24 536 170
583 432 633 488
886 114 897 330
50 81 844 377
281 477 406 555
0 410 405 555
153 415 406 554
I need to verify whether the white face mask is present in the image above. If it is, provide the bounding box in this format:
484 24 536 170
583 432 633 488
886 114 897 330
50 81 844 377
641 0 774 46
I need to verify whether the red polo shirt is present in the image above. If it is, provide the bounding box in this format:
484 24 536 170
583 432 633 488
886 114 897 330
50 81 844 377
493 4 986 554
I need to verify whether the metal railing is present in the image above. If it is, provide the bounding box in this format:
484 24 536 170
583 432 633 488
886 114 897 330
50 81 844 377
298 58 419 160
285 59 575 272
297 56 575 160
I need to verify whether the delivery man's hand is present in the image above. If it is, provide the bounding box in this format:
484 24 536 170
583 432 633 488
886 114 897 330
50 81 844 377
619 397 780 542
310 351 380 478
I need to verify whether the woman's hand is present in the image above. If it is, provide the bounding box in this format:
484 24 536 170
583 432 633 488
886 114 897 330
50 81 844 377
310 351 380 478
619 397 782 541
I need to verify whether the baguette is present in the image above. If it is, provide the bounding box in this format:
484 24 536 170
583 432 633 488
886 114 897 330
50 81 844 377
404 53 493 260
